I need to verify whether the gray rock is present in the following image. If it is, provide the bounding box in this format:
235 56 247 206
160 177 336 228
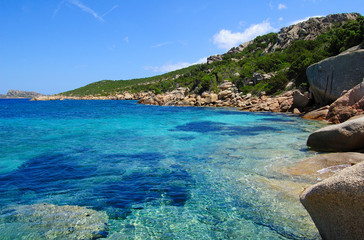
300 161 364 240
207 54 222 64
307 116 364 152
0 203 109 239
292 90 310 108
272 13 360 51
306 49 364 105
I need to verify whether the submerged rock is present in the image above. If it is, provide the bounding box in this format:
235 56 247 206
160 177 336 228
300 161 364 240
284 152 364 180
307 116 364 152
1 203 109 240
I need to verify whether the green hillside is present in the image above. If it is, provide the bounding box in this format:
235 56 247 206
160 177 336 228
62 15 363 97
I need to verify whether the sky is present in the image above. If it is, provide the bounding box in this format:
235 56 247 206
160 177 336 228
0 0 363 94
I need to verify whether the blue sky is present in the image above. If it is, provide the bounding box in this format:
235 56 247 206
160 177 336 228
1 0 363 94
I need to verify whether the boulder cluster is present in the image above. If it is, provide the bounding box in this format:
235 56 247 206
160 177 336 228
137 80 312 114
299 114 364 240
303 47 364 123
291 45 364 240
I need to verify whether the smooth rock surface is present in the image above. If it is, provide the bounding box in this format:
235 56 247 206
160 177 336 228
300 161 364 240
306 49 364 105
307 116 364 152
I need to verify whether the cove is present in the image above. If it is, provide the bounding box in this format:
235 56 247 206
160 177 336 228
0 99 324 239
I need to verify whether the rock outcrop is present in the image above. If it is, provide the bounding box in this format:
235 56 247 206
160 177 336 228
306 48 364 105
307 116 364 152
300 161 364 240
207 54 223 64
1 203 109 239
207 13 360 64
326 81 364 123
271 13 360 52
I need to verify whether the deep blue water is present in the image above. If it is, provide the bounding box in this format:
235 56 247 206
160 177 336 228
0 99 323 239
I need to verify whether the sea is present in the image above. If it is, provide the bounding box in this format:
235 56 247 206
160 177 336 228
0 99 324 239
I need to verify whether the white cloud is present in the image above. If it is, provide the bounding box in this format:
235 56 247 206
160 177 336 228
124 37 129 43
213 20 276 50
290 15 324 25
67 0 104 22
144 57 207 73
278 3 287 10
279 17 284 21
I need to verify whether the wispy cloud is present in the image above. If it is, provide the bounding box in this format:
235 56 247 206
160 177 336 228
102 4 118 18
290 15 323 25
54 0 117 22
213 20 276 50
278 3 287 10
67 0 104 22
124 37 129 43
144 57 207 73
53 0 65 18
151 41 173 48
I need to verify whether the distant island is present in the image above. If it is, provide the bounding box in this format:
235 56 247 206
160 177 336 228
0 90 44 99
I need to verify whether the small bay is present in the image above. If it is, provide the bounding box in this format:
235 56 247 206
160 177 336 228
0 99 324 239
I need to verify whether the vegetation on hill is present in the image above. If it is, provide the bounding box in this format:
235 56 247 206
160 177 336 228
62 15 364 97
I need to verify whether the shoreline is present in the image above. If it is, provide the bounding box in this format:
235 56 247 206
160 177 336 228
30 81 315 117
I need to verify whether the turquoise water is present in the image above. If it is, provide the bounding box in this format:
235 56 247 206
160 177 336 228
0 99 323 239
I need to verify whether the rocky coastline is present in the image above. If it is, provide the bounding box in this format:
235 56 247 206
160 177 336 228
30 43 364 240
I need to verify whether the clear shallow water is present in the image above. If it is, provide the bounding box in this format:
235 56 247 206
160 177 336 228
0 99 324 239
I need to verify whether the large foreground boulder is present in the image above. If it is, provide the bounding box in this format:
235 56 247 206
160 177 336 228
306 48 364 105
307 116 364 152
326 82 364 123
300 161 364 240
